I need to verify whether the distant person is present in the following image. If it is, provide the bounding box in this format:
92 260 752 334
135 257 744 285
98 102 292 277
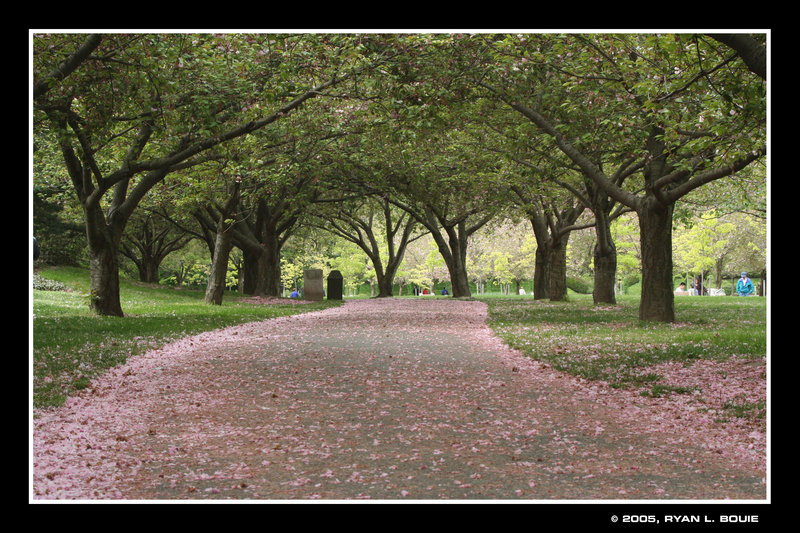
518 288 526 295
33 237 39 261
441 287 449 295
422 288 430 295
694 276 707 295
290 289 299 298
736 272 754 297
675 282 687 293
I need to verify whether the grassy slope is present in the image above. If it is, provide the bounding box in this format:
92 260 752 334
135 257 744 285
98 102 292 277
32 267 341 409
483 293 767 423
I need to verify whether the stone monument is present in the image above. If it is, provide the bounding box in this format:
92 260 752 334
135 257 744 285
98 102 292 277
327 270 343 300
303 269 324 301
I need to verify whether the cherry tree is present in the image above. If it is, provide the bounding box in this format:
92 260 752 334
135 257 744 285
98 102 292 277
476 33 766 321
33 33 383 315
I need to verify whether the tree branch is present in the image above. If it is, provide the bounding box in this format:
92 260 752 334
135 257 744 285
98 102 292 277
707 34 767 80
33 34 103 99
663 146 766 203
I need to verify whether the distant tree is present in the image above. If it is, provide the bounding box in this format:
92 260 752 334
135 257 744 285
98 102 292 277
204 177 241 305
120 211 193 283
311 195 428 297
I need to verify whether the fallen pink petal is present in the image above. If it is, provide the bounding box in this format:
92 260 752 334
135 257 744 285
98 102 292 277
32 299 766 500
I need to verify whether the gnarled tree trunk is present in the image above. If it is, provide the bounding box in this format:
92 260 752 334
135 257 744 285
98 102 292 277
637 197 675 322
592 210 617 305
205 180 240 305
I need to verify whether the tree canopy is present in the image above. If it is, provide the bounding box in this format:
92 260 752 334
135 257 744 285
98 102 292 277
32 31 767 321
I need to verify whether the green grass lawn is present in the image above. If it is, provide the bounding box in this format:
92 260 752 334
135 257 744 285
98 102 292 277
32 267 342 409
483 293 767 422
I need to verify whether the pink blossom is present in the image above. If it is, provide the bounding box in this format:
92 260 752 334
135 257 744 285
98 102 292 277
32 299 766 501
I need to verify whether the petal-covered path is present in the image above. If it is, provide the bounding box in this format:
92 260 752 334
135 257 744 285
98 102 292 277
32 299 766 500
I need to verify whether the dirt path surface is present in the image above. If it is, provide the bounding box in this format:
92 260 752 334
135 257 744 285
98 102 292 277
32 299 766 500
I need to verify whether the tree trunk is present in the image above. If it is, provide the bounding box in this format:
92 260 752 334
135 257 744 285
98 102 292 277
88 237 125 317
449 262 472 297
637 128 678 322
593 242 617 304
234 205 289 298
238 236 280 298
638 199 675 322
530 227 572 301
84 202 126 317
436 237 471 297
525 202 584 301
592 211 617 305
122 214 190 285
240 248 260 295
376 275 394 298
205 183 241 305
533 245 551 300
137 258 160 284
259 251 282 297
205 181 240 305
422 214 472 298
529 212 551 300
439 223 471 298
548 237 569 301
372 258 396 298
374 239 409 298
204 222 233 305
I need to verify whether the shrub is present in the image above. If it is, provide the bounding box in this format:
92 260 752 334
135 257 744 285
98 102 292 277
566 276 592 294
33 274 68 292
623 272 641 288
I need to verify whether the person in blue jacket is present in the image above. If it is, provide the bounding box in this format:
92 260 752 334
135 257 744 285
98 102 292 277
736 272 755 297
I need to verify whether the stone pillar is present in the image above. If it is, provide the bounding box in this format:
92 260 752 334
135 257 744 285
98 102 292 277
303 269 324 301
327 270 343 300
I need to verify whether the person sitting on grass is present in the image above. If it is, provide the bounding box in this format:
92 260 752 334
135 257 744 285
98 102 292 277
675 282 687 293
